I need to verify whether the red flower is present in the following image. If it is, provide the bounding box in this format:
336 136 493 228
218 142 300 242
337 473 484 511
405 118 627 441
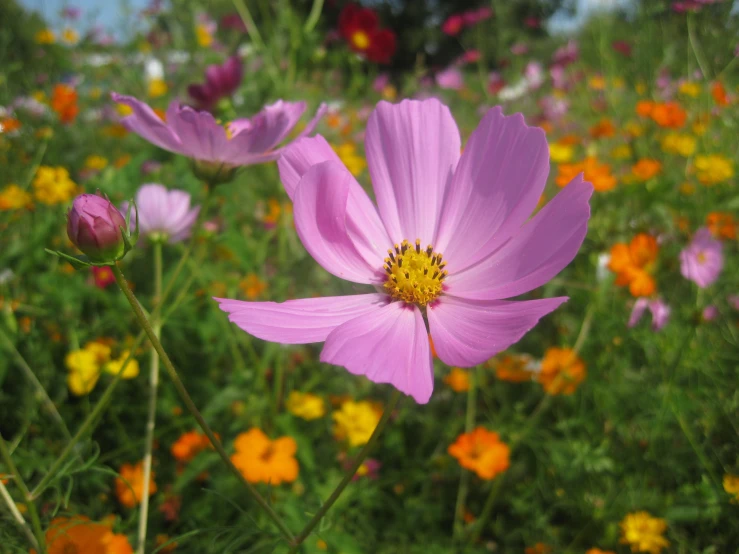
338 3 396 64
441 14 464 36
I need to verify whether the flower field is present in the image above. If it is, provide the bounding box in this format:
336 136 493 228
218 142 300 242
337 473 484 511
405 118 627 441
0 1 737 553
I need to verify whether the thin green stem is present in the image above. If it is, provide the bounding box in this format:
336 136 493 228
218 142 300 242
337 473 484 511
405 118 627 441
232 0 282 88
303 0 324 33
467 395 552 544
110 264 295 544
573 303 596 355
136 242 163 554
453 367 478 540
0 478 39 551
0 432 45 553
687 14 711 79
0 327 72 442
30 343 143 499
288 390 403 552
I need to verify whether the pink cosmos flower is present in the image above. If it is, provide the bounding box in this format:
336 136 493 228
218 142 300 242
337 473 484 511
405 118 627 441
217 100 593 404
124 184 200 244
436 67 464 90
680 228 723 288
702 305 718 321
628 298 670 331
111 92 326 181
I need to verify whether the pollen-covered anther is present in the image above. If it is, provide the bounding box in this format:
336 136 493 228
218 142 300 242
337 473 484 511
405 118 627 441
383 239 446 306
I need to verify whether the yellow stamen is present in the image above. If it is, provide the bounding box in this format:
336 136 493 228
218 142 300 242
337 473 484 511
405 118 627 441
351 31 370 50
383 239 446 307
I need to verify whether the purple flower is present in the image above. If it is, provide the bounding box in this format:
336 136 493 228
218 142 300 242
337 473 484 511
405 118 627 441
67 193 128 262
628 298 670 331
702 305 718 321
680 228 724 288
436 67 464 90
124 184 199 244
188 56 243 112
111 92 326 182
373 73 390 92
216 100 593 404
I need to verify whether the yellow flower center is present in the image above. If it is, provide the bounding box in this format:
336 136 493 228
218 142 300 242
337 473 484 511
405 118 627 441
351 31 370 50
697 252 706 264
383 239 446 307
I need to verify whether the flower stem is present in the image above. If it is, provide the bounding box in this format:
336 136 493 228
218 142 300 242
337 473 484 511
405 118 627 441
287 389 403 552
110 263 295 544
467 395 552 544
0 477 39 551
0 432 45 553
0 327 72 442
136 242 163 554
453 367 478 540
303 0 324 33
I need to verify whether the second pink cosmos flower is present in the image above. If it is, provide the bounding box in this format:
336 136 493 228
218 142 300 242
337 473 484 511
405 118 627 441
217 99 594 404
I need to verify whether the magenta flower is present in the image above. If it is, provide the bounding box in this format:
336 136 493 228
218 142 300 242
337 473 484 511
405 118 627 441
628 298 670 331
216 100 593 404
188 56 243 111
552 40 579 67
67 194 128 263
124 184 199 244
436 67 464 90
680 228 724 288
111 92 326 182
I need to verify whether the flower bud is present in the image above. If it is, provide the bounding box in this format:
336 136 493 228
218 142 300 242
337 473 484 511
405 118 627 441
67 193 128 263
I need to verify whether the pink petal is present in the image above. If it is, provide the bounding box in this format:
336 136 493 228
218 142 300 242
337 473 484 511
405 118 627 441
215 294 387 343
321 301 434 404
365 99 461 244
293 161 384 283
435 107 550 272
111 93 183 154
428 296 567 366
278 135 342 200
166 102 229 162
628 298 649 328
278 135 390 267
447 175 593 300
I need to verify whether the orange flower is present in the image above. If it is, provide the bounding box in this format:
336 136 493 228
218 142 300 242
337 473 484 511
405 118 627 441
525 544 553 554
171 430 213 463
115 461 156 508
443 367 470 392
231 428 298 485
491 354 535 383
650 101 686 128
607 234 659 297
1 117 21 133
589 118 616 139
631 159 662 181
34 516 133 554
711 81 729 106
51 84 79 124
636 100 655 118
706 212 736 240
538 347 586 395
239 274 267 300
556 157 617 192
586 549 615 554
448 427 510 480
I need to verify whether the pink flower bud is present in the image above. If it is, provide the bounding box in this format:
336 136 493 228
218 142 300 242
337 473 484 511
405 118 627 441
67 193 128 262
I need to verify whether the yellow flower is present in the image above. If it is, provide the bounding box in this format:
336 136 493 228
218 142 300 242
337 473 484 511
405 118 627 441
694 154 734 185
85 155 108 171
611 144 633 160
116 104 134 117
589 76 606 90
61 28 79 45
35 29 56 44
32 166 77 205
635 82 647 95
723 474 739 503
332 142 366 177
619 511 669 554
104 351 140 379
0 184 32 211
286 391 326 420
382 85 397 101
84 341 112 363
36 127 54 139
196 24 213 47
65 350 101 396
624 121 645 138
443 367 470 392
549 142 574 163
678 81 701 98
332 400 381 447
89 87 103 100
660 133 696 157
148 78 168 98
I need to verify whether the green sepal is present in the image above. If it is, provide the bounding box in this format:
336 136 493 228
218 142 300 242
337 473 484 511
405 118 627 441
45 249 92 270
